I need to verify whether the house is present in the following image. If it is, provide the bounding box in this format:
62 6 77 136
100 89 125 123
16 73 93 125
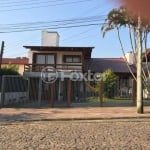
23 31 94 106
87 58 136 97
23 31 136 107
0 57 29 106
2 57 28 75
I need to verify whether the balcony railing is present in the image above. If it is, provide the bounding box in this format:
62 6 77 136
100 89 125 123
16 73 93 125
24 64 83 72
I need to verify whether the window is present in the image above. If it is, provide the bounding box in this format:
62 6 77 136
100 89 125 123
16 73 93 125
36 55 45 64
35 54 55 64
63 55 81 63
47 55 55 64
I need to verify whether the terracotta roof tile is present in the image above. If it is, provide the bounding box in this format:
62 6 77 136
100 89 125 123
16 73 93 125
2 57 28 64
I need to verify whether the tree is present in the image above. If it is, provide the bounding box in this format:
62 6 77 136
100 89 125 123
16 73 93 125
101 7 137 81
101 7 150 81
85 80 104 106
85 69 118 103
101 6 150 113
101 69 118 99
0 63 19 75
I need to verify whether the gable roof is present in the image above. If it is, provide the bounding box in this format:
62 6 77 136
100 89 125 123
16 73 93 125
87 58 136 74
2 57 28 65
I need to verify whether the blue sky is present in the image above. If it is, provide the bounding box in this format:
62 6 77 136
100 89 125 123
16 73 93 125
0 0 131 58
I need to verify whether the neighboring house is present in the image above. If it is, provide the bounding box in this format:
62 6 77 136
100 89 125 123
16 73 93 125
23 31 136 106
2 57 28 75
0 57 29 107
142 49 150 75
87 58 136 97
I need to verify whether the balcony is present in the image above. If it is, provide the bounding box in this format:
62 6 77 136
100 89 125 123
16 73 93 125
24 64 83 73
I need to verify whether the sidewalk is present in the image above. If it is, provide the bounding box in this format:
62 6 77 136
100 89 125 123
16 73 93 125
0 106 150 122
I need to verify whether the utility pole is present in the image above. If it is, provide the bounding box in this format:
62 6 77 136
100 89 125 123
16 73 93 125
136 16 143 113
0 41 4 69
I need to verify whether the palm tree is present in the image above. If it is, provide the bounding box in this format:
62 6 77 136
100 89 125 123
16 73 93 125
101 6 150 113
101 7 137 80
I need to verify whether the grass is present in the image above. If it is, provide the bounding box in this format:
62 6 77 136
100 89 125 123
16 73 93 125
84 96 131 103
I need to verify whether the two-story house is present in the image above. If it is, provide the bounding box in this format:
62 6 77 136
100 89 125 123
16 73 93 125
23 31 94 107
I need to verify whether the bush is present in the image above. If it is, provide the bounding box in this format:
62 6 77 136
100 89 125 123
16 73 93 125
102 69 118 99
0 64 19 75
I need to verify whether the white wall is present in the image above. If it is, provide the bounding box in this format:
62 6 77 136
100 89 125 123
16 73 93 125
41 31 59 46
27 50 83 72
29 50 82 64
28 50 33 64
125 52 136 64
0 92 28 105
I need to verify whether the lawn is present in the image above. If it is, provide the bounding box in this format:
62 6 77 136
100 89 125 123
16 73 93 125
82 96 150 106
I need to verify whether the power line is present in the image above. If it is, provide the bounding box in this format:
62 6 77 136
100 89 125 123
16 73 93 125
0 0 95 12
61 26 97 42
2 14 105 54
0 15 105 27
0 23 104 33
0 0 66 8
0 15 105 33
0 0 42 4
0 19 104 30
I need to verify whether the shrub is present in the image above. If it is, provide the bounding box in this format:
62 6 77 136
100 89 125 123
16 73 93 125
0 64 19 75
101 69 118 99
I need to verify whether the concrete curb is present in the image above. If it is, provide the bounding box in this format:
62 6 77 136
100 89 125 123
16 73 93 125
0 116 150 125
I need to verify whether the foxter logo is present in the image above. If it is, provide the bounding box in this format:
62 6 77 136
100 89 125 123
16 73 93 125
41 66 58 84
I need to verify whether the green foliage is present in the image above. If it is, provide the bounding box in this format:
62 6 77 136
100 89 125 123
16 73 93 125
0 64 19 75
145 80 150 98
101 6 150 37
85 96 130 103
101 69 118 99
85 96 99 103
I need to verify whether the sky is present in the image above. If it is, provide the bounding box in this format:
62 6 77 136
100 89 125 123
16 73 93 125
0 0 132 59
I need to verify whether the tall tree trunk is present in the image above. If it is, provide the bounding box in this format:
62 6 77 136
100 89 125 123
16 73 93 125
137 16 143 114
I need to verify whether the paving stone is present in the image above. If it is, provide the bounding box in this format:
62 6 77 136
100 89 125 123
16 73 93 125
0 121 150 150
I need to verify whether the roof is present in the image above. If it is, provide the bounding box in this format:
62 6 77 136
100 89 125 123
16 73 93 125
24 46 93 59
23 46 94 51
2 57 28 65
87 58 136 74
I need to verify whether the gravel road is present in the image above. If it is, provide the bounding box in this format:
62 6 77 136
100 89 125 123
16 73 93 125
0 120 150 150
